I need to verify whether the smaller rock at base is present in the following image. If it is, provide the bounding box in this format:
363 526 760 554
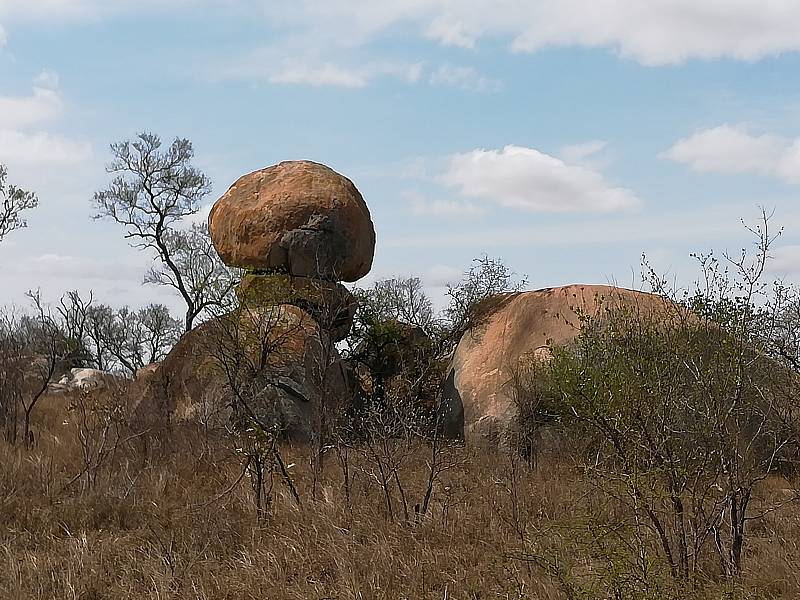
236 273 357 342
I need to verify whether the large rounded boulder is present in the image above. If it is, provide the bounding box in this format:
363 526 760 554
131 304 354 439
440 285 674 441
208 160 376 282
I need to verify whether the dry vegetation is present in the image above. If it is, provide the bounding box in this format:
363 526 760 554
4 154 800 598
1 388 799 600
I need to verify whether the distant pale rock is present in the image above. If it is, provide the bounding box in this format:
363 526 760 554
58 368 125 391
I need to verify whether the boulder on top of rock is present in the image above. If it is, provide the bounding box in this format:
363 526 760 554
441 284 675 442
236 273 357 342
208 161 375 282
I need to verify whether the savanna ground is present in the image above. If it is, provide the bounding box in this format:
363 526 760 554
2 389 799 600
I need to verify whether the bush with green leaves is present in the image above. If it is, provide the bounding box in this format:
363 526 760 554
514 213 800 582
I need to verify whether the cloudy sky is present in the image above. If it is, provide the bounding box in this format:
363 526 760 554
2 0 800 313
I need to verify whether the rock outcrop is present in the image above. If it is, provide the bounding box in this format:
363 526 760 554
131 304 354 439
440 284 674 441
208 160 375 282
134 161 371 435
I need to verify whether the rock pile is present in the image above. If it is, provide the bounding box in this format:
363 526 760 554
210 160 374 341
132 161 374 438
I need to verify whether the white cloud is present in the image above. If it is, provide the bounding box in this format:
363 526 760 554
768 245 800 274
7 1 800 69
776 141 800 184
429 63 500 92
0 0 185 21
214 50 423 88
424 16 476 49
502 1 800 64
661 124 785 174
0 249 183 313
268 62 368 88
0 71 92 168
662 124 800 183
0 23 7 46
33 68 59 90
0 1 95 20
423 264 462 287
186 202 214 227
405 190 486 217
0 130 92 166
9 253 144 282
440 144 640 213
381 205 750 250
271 0 800 66
0 85 62 129
559 140 608 164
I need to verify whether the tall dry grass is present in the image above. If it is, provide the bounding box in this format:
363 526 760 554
0 391 798 599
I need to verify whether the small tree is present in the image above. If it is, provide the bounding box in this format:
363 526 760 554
206 283 307 519
353 277 436 333
0 309 26 443
98 304 181 375
0 165 38 243
144 223 239 322
50 289 180 375
93 132 234 332
17 292 71 447
442 255 526 349
347 279 438 404
56 290 94 367
84 304 117 372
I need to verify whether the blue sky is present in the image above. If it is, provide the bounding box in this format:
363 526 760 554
2 1 800 312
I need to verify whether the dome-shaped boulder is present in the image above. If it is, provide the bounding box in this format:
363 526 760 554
208 160 375 282
440 285 675 441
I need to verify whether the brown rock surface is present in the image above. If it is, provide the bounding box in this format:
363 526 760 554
131 304 354 438
441 284 674 441
208 161 375 281
236 273 357 341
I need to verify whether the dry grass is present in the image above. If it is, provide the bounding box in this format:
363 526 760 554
1 392 798 599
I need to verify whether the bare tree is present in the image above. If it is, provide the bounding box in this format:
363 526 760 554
84 304 116 372
145 223 239 322
353 277 436 333
93 132 223 332
443 255 526 346
98 304 181 375
56 290 94 367
18 291 70 447
353 396 421 522
50 289 180 375
0 309 26 443
205 284 308 519
0 292 91 444
136 304 182 366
